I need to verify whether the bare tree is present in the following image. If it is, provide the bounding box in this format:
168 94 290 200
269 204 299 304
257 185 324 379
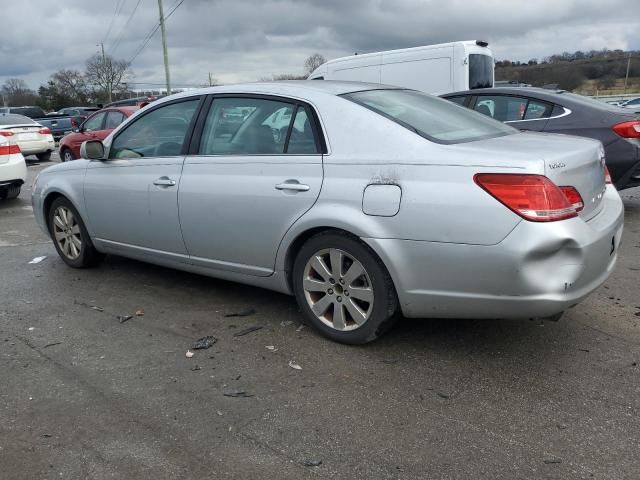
51 69 89 104
304 53 326 75
85 54 131 103
1 78 37 106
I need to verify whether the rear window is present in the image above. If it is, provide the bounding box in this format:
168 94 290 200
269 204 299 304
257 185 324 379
343 89 516 144
469 54 493 89
0 114 36 125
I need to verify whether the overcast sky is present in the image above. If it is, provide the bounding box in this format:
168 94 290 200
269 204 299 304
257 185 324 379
1 0 638 91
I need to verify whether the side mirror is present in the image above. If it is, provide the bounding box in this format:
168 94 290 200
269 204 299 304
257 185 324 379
80 140 105 160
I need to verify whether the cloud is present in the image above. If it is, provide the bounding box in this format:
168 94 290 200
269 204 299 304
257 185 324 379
0 0 638 90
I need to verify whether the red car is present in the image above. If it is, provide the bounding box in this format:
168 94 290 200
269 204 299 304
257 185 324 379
58 106 139 162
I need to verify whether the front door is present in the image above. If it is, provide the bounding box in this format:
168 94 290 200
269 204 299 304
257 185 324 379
179 96 324 276
84 98 201 261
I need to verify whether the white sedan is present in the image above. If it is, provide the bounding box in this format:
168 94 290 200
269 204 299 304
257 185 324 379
0 131 27 200
0 113 55 161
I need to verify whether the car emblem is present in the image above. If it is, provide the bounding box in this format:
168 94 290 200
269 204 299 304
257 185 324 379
548 162 566 170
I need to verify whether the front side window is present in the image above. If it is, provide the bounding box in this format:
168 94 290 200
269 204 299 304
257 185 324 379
83 112 106 131
344 89 515 144
469 54 493 89
199 97 297 155
109 99 199 159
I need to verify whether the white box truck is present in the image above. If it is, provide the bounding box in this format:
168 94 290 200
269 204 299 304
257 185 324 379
308 40 494 95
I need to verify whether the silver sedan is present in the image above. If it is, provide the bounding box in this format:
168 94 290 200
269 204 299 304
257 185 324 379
32 82 624 344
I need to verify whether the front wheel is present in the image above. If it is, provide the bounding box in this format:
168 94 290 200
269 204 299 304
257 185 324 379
48 197 104 268
61 148 75 162
292 231 399 344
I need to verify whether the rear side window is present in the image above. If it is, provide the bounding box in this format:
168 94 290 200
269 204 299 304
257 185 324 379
344 89 515 144
446 96 468 106
105 111 125 129
109 99 199 159
199 97 320 155
523 100 553 120
473 96 528 122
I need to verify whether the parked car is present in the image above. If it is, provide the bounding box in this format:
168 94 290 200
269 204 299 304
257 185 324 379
442 87 640 190
0 106 46 118
0 114 55 161
55 106 101 125
104 95 162 108
0 106 77 140
32 82 623 344
0 130 27 199
58 106 139 161
619 97 640 112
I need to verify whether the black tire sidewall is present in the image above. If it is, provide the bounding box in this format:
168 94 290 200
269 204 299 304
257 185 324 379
37 151 51 162
61 149 74 162
48 197 98 268
293 232 398 344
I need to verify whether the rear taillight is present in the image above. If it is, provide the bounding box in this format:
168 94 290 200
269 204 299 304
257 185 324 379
39 127 51 135
559 186 584 212
0 144 21 155
0 131 14 137
474 173 577 222
612 120 640 138
604 166 612 184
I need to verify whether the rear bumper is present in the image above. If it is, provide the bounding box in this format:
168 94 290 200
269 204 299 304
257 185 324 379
0 155 27 188
18 138 55 155
365 185 624 319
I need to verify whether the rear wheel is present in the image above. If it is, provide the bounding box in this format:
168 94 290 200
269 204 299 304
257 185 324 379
61 148 75 162
36 151 51 162
292 231 399 344
48 197 104 268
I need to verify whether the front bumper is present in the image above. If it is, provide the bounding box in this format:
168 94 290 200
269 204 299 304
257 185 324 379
365 185 624 319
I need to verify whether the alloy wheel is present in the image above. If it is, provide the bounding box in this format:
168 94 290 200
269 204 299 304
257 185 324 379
53 206 82 260
302 248 374 331
63 151 73 162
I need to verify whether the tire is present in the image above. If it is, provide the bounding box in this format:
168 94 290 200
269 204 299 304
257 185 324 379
36 151 51 162
1 185 21 200
292 231 399 344
48 196 104 268
61 148 75 162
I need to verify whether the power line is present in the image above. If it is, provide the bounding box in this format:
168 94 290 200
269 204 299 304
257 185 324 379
103 0 125 45
110 0 145 55
126 0 184 66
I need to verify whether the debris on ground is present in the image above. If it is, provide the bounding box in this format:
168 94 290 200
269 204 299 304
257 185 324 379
265 345 278 352
233 326 263 337
28 327 35 331
303 459 322 467
224 308 256 318
117 315 133 324
223 389 254 398
288 361 302 370
296 324 305 332
543 458 562 464
191 336 217 350
216 411 223 416
135 309 145 316
28 256 47 264
185 350 194 358
437 392 450 399
91 306 104 312
191 364 201 371
280 320 293 327
43 342 62 349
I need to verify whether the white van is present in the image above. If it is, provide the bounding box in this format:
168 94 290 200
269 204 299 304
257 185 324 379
308 40 494 95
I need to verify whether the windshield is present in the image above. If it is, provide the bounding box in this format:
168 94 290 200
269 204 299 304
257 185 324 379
469 54 494 89
0 114 36 125
343 89 516 144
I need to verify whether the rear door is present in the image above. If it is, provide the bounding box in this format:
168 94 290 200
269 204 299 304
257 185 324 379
84 98 201 259
179 95 324 276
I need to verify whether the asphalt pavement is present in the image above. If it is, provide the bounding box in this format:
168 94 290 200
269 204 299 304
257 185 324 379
1 155 639 479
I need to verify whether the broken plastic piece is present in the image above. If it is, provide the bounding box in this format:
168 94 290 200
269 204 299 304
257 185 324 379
288 361 302 370
224 308 256 318
191 336 217 350
185 350 194 358
117 315 133 324
28 256 47 264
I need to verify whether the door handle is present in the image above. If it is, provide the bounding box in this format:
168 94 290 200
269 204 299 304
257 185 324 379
275 182 310 192
153 177 176 187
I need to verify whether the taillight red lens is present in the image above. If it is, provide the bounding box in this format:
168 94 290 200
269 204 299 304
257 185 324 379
612 121 640 138
604 166 612 184
0 144 21 155
39 127 51 135
0 131 14 137
474 173 577 222
559 186 584 212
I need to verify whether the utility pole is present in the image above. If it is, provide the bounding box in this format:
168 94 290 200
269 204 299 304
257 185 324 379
623 53 631 95
157 0 171 95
